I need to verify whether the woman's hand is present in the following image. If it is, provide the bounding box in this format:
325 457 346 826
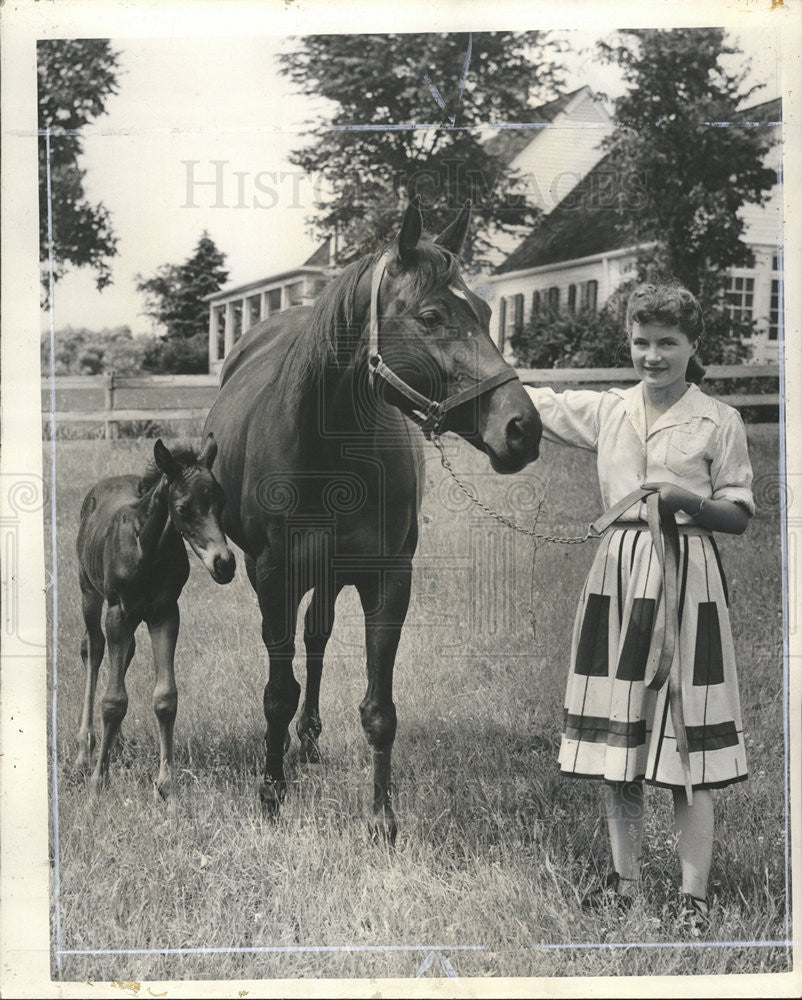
641 481 700 515
641 481 750 534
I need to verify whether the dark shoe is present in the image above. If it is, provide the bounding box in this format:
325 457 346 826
581 871 635 911
678 893 710 937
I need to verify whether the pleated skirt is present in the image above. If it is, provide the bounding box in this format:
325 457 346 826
558 525 748 789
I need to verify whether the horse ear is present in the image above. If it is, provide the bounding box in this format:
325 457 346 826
396 194 423 264
434 200 472 256
153 439 179 481
198 433 218 469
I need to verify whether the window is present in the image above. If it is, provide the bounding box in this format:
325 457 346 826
512 293 524 335
725 275 754 324
287 282 304 307
547 286 560 311
232 301 243 341
266 288 282 315
581 280 598 313
531 290 541 318
769 279 781 341
567 284 577 315
247 294 261 328
498 297 507 348
214 305 225 360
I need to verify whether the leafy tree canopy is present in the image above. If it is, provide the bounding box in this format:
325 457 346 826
38 39 121 298
41 324 147 375
278 32 564 265
598 28 776 302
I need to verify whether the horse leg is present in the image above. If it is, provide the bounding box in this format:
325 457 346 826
355 564 412 845
256 559 302 816
146 603 179 804
90 605 137 795
297 583 343 763
75 573 105 770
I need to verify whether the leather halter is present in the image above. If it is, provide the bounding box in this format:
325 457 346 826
367 250 519 437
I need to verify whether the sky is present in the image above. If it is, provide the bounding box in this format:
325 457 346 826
43 27 784 337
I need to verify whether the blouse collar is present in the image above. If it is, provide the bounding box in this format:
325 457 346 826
612 383 719 440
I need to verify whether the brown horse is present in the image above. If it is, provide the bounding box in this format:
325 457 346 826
204 199 542 839
75 434 236 800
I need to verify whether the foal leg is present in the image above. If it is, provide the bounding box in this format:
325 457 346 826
146 603 180 803
256 559 303 817
90 604 137 795
75 573 105 769
297 582 343 763
355 564 412 845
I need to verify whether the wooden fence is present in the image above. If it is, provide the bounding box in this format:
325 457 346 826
42 366 780 439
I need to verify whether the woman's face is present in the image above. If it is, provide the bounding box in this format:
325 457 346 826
629 321 697 391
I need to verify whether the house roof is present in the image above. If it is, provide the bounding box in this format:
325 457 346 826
203 241 331 302
484 87 591 163
302 238 332 267
494 152 641 274
494 94 781 276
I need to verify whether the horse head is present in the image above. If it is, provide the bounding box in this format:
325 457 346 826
366 197 542 472
153 435 236 583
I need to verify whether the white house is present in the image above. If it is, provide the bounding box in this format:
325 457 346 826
205 241 332 374
487 96 783 363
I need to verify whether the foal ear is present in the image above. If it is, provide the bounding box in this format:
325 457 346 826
434 200 472 257
198 433 218 469
153 439 179 481
396 194 423 264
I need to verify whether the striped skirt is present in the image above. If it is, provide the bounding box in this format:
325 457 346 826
559 524 748 789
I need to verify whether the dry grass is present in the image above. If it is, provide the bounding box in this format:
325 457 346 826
45 425 788 985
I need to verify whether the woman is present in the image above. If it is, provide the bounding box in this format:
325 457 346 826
526 283 755 932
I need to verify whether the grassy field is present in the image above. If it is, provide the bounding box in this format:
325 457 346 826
45 425 789 986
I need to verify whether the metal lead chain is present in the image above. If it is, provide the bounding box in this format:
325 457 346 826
429 433 592 545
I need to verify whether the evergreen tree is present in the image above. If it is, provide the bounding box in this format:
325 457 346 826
278 32 564 264
136 232 229 373
38 39 121 299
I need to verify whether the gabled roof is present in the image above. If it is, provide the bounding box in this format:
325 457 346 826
494 152 641 274
484 86 591 163
494 94 781 276
303 238 332 267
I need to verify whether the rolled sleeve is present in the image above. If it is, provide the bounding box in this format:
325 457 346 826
710 408 756 515
525 386 602 451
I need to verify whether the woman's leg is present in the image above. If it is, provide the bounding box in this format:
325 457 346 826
672 788 714 901
602 780 644 894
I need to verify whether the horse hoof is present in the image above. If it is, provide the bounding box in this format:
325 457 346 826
153 780 175 805
89 773 106 797
298 738 322 764
258 780 285 819
368 814 398 847
75 732 95 770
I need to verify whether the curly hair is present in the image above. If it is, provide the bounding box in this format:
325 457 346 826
625 283 706 383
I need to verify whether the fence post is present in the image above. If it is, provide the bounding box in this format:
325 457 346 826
105 370 118 440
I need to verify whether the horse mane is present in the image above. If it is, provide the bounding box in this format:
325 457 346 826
137 444 199 495
280 238 463 399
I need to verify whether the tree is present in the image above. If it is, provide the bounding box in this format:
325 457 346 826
278 32 564 265
38 40 121 299
41 325 148 375
598 29 776 315
136 232 229 373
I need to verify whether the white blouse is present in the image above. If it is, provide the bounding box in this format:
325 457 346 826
525 382 756 523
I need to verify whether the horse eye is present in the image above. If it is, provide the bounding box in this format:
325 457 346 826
417 311 441 330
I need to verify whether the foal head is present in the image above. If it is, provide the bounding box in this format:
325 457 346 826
152 435 236 584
